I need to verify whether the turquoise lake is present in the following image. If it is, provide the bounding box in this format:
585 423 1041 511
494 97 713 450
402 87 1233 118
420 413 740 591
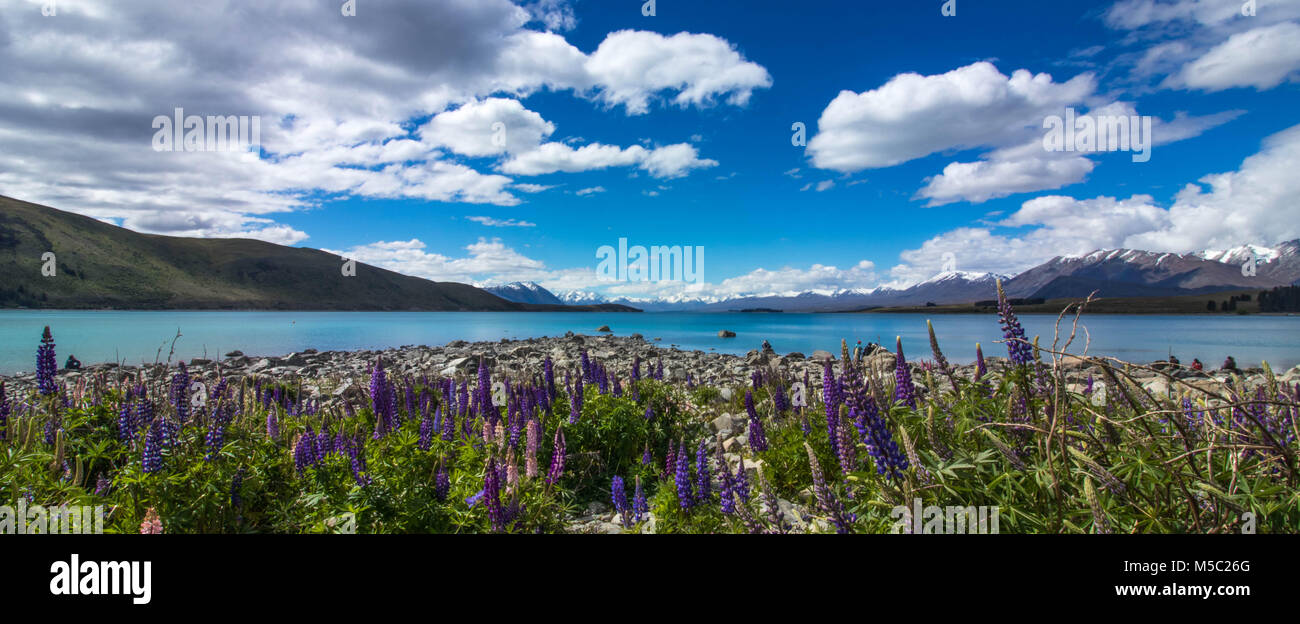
1 310 1298 374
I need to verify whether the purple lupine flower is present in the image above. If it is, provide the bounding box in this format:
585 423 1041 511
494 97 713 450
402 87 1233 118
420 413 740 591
142 419 163 473
852 398 908 482
773 383 788 413
204 418 226 462
611 475 631 528
719 457 736 515
369 357 393 437
642 443 653 465
116 387 139 442
751 369 762 390
823 360 839 457
441 403 456 441
674 439 693 509
544 356 556 402
36 327 58 396
996 279 1033 365
546 428 566 486
632 476 649 523
644 404 655 421
266 407 279 441
976 344 988 381
631 355 641 382
169 362 190 424
418 404 434 451
484 456 505 532
695 439 712 502
568 373 583 424
893 337 917 409
733 456 750 503
434 466 450 501
293 431 316 474
654 359 664 380
745 390 768 452
347 436 370 486
95 474 111 497
580 350 592 378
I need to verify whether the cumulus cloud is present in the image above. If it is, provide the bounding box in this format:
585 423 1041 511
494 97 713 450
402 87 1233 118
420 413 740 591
1170 22 1300 91
0 0 767 239
916 102 1241 205
466 216 537 227
1104 0 1300 92
889 123 1300 284
328 237 549 284
583 30 773 115
502 142 716 178
807 62 1096 172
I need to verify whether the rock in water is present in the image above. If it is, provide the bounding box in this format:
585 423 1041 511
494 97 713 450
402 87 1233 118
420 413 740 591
718 330 737 338
596 325 612 332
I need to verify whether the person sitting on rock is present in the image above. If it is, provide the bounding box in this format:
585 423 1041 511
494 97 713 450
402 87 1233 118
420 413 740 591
1168 354 1180 367
64 355 82 370
1222 356 1237 371
1191 358 1203 371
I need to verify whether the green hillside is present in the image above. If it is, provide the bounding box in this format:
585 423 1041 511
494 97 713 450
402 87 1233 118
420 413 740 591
0 195 628 312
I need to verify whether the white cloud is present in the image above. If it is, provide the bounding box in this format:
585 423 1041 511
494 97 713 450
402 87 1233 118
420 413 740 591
915 101 1240 205
889 123 1300 284
0 0 768 239
422 98 555 156
513 183 557 193
466 216 537 227
1103 0 1300 92
1170 22 1300 91
575 186 606 196
807 62 1096 172
502 142 716 178
583 30 773 115
328 237 548 284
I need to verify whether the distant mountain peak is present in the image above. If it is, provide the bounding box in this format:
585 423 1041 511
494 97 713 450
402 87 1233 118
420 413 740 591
483 281 564 306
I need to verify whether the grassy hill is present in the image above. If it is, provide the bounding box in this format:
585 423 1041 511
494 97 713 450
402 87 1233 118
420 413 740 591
0 195 636 312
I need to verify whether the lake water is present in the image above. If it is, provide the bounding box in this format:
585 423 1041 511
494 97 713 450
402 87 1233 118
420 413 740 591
1 310 1298 375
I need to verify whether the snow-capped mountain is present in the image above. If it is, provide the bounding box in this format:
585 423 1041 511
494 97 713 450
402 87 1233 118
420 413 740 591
548 240 1300 311
1197 244 1282 265
484 281 565 306
557 290 606 305
1003 240 1300 300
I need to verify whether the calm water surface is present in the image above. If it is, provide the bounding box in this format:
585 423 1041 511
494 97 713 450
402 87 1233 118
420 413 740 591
1 310 1298 374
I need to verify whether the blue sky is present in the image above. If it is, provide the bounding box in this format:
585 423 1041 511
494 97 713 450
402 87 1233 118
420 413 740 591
2 0 1298 300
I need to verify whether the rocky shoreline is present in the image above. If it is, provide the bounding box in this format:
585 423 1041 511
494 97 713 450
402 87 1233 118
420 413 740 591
6 332 1294 407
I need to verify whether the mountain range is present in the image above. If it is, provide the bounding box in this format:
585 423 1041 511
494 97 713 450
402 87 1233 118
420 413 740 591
499 242 1300 312
0 196 636 312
